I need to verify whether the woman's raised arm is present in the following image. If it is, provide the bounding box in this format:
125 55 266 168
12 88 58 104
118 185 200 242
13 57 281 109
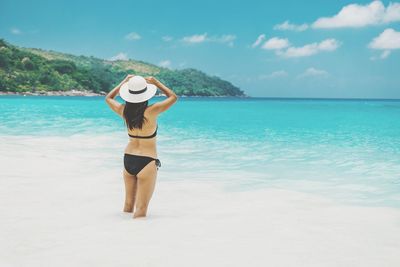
146 77 178 114
105 75 133 116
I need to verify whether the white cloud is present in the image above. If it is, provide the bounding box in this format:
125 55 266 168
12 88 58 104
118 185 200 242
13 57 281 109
109 52 129 61
274 21 309 31
162 36 173 42
258 37 341 58
182 33 208 43
368 28 400 59
369 28 400 49
251 34 266 48
278 38 341 58
298 67 329 78
124 32 141 41
181 33 236 46
384 2 400 23
158 60 171 68
259 70 288 79
318 39 340 50
312 1 400 29
262 37 290 50
10 27 22 35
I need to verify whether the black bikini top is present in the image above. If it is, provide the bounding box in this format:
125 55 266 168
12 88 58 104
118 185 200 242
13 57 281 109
128 125 158 139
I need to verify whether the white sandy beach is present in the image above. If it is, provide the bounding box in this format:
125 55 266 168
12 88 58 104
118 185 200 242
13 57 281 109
1 135 400 267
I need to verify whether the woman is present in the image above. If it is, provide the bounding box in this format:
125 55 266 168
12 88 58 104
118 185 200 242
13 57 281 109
105 74 178 218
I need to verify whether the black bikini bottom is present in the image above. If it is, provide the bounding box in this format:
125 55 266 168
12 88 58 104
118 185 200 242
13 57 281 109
123 153 161 176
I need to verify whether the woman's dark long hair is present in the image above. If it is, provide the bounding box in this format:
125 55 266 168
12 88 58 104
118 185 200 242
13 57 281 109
123 101 148 130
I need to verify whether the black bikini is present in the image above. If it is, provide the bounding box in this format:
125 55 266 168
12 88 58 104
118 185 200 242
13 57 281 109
124 125 161 176
128 125 158 139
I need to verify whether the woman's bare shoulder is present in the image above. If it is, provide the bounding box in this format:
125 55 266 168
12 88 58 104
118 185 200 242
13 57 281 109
145 104 158 117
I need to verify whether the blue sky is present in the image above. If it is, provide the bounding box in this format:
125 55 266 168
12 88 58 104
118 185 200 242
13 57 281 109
1 0 399 98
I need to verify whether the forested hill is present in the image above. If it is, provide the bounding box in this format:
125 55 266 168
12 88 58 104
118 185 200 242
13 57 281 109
0 38 245 96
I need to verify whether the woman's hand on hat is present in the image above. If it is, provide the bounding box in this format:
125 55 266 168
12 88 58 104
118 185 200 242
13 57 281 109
116 74 134 93
145 76 159 85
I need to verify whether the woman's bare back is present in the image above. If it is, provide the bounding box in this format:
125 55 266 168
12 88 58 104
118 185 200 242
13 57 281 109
124 105 158 158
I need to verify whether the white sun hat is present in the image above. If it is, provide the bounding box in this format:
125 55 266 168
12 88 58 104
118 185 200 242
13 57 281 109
119 75 158 103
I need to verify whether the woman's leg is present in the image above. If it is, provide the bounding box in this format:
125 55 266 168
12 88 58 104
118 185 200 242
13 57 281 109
133 161 158 218
123 169 137 213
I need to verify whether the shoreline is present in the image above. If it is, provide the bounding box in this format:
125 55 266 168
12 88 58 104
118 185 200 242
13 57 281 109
0 90 248 97
0 90 105 97
1 91 399 100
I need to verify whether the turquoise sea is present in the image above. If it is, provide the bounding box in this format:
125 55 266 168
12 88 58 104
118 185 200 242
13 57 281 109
1 96 400 207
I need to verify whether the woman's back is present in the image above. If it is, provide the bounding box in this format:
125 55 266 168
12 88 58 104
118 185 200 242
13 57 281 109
124 105 158 158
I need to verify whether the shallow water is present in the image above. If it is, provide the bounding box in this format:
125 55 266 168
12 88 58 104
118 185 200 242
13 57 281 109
1 96 400 207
